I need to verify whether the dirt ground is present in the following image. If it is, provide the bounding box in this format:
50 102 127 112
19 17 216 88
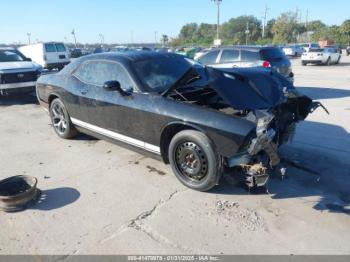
0 55 349 255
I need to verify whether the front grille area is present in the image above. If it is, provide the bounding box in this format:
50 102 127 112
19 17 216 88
1 71 38 84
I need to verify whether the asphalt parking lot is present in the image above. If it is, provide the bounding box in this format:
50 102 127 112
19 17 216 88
0 56 350 255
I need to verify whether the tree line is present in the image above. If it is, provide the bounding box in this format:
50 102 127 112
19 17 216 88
171 11 350 47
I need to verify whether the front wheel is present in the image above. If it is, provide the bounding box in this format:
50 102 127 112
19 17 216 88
168 130 222 191
326 57 331 66
302 61 307 66
49 98 78 139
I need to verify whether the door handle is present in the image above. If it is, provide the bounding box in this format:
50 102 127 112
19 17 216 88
80 88 88 95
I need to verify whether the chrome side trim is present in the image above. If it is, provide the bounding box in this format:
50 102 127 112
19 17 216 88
71 118 161 155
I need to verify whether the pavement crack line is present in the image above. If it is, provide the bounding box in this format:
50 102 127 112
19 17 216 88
99 189 199 253
128 190 181 230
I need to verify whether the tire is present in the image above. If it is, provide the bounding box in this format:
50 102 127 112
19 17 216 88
168 130 222 191
302 61 307 66
326 57 331 66
336 56 341 64
49 98 78 139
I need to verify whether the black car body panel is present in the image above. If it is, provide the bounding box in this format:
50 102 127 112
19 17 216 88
37 52 321 188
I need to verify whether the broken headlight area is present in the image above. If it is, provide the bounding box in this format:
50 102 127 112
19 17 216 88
225 111 281 189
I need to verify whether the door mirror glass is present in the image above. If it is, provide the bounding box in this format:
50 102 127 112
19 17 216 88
103 80 121 91
103 80 133 96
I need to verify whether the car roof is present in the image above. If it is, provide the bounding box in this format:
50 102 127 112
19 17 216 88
79 51 185 63
0 47 15 50
214 46 280 52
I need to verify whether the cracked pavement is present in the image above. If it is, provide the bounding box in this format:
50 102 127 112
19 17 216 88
0 56 350 255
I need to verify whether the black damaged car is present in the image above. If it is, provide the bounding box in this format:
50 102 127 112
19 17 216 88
36 52 324 191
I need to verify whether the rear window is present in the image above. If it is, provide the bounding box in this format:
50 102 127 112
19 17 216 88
45 44 56 52
260 48 285 61
241 50 260 61
309 49 324 52
220 49 239 63
198 50 219 65
55 43 66 52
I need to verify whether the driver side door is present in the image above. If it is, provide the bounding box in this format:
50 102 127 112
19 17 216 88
71 60 161 153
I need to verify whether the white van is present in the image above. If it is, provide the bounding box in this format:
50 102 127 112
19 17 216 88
19 42 70 70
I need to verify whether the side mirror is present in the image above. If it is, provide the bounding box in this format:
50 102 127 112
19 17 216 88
103 81 133 96
25 57 32 62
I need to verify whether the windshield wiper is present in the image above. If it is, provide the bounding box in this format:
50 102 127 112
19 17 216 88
161 66 201 97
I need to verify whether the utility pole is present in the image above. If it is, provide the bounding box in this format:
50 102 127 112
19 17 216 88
262 4 270 38
27 33 31 45
305 9 310 42
154 31 158 45
245 22 250 45
211 0 223 44
71 29 77 48
130 30 134 45
99 34 105 46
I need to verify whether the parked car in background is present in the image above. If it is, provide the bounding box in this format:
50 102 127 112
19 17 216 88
36 52 322 191
93 47 111 54
301 48 341 66
0 48 42 95
301 43 320 52
324 45 342 54
70 48 83 58
346 44 350 56
283 45 304 57
18 42 70 71
193 48 212 61
195 46 294 83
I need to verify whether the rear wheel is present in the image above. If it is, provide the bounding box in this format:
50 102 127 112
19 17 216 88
49 98 78 139
168 130 222 191
336 56 341 64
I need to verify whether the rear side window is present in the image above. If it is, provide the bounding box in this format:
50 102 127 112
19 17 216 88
198 50 219 65
220 50 239 63
260 48 286 61
241 50 259 61
55 43 66 52
45 44 56 52
73 60 134 90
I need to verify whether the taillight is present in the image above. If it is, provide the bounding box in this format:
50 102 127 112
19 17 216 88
262 61 271 68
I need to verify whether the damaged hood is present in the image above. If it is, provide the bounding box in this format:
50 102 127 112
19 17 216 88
207 67 289 110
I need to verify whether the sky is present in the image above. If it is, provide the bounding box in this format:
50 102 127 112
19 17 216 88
0 0 349 44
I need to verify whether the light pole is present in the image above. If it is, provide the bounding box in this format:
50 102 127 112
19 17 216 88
154 31 158 45
99 34 105 46
27 33 31 45
71 29 77 48
245 22 250 45
211 0 222 43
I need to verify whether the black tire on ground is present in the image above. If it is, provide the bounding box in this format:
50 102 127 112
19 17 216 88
49 98 78 139
326 57 331 66
336 57 341 64
168 130 222 191
302 61 307 66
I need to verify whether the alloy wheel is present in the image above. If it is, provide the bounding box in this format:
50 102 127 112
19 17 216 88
51 103 68 135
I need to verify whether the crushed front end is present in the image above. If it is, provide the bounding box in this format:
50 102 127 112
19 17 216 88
226 90 327 189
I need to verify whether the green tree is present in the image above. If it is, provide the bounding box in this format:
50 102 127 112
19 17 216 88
340 20 350 40
221 15 261 44
272 11 300 43
179 23 198 43
308 20 326 32
195 23 217 45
